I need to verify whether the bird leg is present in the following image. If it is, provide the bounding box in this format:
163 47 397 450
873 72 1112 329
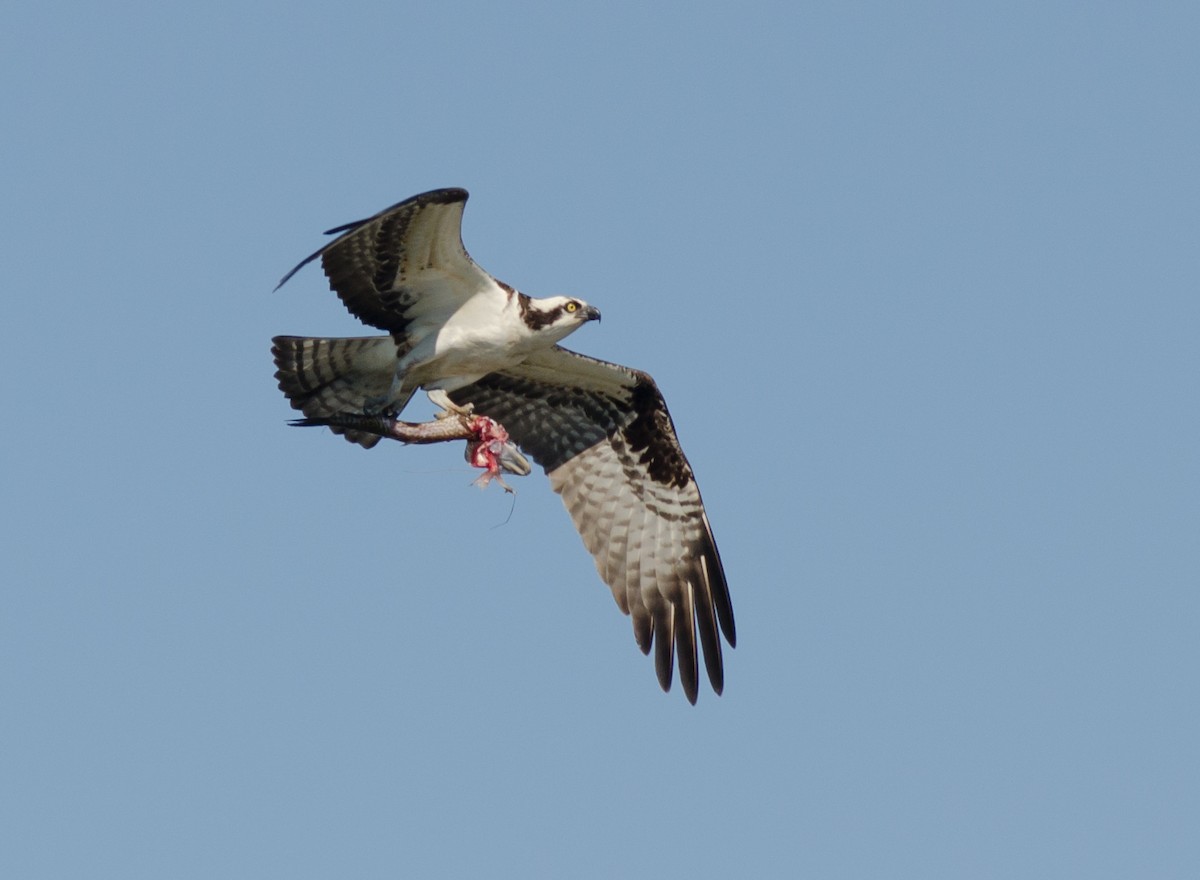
289 410 530 489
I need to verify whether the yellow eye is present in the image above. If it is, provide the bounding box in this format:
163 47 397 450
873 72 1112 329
565 301 578 313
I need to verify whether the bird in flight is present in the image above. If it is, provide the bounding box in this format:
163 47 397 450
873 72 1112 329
272 188 735 702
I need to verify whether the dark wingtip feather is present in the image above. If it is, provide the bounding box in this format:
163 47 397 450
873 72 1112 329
713 588 735 649
654 615 675 695
704 535 737 649
693 570 725 694
323 219 365 236
274 246 323 291
632 611 654 656
675 595 700 705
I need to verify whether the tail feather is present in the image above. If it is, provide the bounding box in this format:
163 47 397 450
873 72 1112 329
270 335 403 448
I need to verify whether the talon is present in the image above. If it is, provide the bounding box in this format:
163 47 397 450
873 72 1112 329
434 403 473 420
428 388 474 418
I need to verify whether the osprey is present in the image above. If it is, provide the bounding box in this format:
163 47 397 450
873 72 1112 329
271 188 735 702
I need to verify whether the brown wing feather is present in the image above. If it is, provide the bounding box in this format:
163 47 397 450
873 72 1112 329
275 188 495 336
449 346 735 703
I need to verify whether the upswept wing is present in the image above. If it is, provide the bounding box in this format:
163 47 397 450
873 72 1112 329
448 347 736 703
275 188 500 336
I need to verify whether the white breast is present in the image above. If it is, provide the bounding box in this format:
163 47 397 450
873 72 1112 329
402 286 534 389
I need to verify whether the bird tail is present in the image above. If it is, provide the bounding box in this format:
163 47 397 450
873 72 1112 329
270 335 408 448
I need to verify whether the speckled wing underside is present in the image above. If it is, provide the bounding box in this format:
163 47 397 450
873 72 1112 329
275 188 494 336
449 346 736 703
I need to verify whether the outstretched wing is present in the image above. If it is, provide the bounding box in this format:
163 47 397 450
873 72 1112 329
449 347 736 703
275 188 503 336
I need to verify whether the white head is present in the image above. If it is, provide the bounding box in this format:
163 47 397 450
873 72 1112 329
518 294 602 343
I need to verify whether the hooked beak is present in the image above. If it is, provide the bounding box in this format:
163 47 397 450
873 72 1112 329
584 305 602 323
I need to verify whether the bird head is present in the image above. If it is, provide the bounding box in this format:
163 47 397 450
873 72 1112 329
520 295 602 341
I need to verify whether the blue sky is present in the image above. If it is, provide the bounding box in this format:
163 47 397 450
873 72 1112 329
3 2 1198 877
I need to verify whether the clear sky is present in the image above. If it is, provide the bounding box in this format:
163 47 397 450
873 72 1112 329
3 2 1198 878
